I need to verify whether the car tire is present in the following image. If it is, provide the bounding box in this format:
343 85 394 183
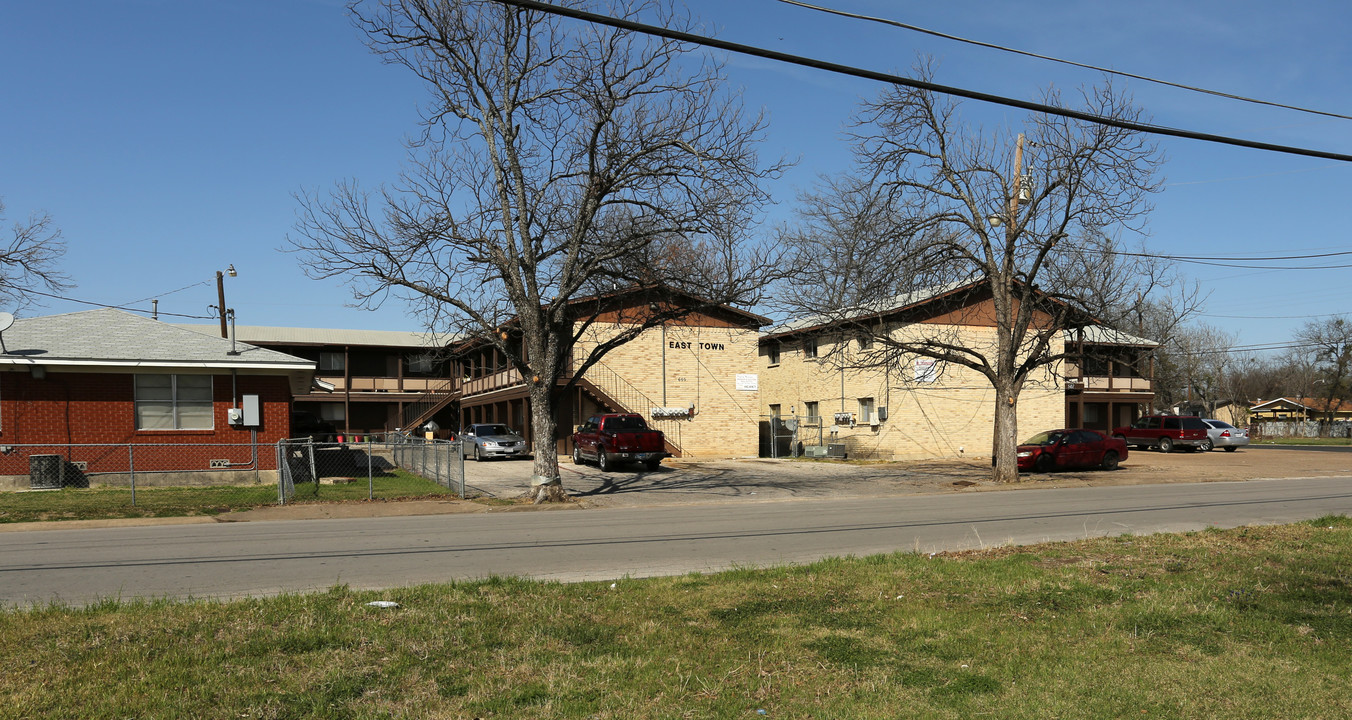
1224 446 1238 452
598 450 614 472
473 445 484 462
1158 437 1173 453
1035 453 1055 473
572 445 584 465
644 459 661 471
1100 451 1119 471
1198 439 1214 452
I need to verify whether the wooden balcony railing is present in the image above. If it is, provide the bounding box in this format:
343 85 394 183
317 376 454 393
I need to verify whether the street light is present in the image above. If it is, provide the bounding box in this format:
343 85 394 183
215 264 236 338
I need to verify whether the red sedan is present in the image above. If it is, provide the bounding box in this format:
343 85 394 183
1017 429 1128 473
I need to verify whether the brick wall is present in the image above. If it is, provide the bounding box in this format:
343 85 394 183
576 322 762 458
0 369 293 472
760 325 1065 461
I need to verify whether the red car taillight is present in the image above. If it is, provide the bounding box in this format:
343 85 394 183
1220 430 1231 437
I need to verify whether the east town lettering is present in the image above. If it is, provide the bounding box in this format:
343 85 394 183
668 341 726 351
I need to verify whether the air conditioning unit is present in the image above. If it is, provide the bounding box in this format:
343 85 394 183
826 444 848 458
802 445 829 458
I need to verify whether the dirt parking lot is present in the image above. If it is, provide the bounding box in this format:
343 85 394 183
459 445 1352 509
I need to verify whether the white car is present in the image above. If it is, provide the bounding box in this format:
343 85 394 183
459 423 531 461
1200 419 1249 452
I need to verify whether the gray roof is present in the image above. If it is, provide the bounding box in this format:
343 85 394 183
174 324 453 349
1062 325 1159 347
0 309 313 369
763 282 966 338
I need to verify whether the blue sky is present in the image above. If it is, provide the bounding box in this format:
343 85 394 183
2 0 1349 351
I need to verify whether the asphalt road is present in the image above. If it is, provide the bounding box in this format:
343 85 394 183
3 476 1350 607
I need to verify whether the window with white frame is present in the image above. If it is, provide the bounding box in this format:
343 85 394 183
803 338 818 359
135 374 214 430
767 345 780 366
858 397 874 423
804 401 819 422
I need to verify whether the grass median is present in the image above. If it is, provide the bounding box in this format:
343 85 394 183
3 517 1349 718
0 469 456 524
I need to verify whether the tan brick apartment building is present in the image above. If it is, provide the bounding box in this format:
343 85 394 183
758 284 1157 460
452 289 768 459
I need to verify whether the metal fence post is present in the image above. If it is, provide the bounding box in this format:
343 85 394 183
367 435 374 501
128 444 136 506
458 441 465 498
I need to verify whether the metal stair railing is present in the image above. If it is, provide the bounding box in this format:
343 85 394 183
578 360 684 457
401 388 459 431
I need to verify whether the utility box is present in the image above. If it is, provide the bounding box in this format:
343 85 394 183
242 394 261 427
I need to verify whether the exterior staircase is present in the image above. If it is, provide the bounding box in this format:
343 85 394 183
576 362 684 457
400 388 459 433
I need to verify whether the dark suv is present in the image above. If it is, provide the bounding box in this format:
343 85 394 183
1112 415 1209 453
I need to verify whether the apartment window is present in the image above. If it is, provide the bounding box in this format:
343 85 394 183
407 353 435 375
767 345 780 366
135 374 213 430
319 352 345 373
318 403 346 423
769 404 781 418
804 401 819 422
857 334 873 351
803 338 818 359
858 397 874 424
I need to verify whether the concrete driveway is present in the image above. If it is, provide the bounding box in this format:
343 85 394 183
461 446 1352 509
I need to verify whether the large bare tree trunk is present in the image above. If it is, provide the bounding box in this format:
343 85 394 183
528 384 566 503
992 380 1020 483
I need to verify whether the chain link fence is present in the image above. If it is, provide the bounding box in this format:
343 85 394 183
278 435 465 504
758 416 827 458
2 435 464 517
1252 420 1352 439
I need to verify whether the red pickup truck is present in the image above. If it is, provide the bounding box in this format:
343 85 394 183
571 413 668 471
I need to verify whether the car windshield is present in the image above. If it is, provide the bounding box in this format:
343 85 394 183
478 425 512 436
1022 431 1065 446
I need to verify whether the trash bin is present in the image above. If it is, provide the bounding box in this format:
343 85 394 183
29 455 63 489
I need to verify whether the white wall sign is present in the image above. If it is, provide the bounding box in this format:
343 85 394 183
735 373 758 391
915 357 937 383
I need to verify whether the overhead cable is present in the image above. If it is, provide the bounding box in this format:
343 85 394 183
489 0 1352 163
776 0 1352 122
20 288 215 319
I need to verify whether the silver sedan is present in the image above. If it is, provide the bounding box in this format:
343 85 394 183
459 423 531 461
1200 419 1249 452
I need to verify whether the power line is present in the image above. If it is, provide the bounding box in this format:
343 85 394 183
22 288 215 320
121 280 210 307
776 0 1352 123
490 0 1352 163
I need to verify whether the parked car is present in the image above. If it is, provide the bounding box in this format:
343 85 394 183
572 413 668 471
459 423 530 461
1017 428 1128 472
1200 419 1249 452
1112 415 1209 453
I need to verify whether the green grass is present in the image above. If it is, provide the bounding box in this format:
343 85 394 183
1257 436 1352 446
0 469 456 524
3 517 1350 718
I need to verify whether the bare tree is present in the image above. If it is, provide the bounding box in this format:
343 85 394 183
0 198 70 310
1293 315 1352 421
777 65 1166 482
1155 322 1237 414
290 0 783 501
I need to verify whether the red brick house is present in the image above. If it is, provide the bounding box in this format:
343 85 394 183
0 309 315 479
